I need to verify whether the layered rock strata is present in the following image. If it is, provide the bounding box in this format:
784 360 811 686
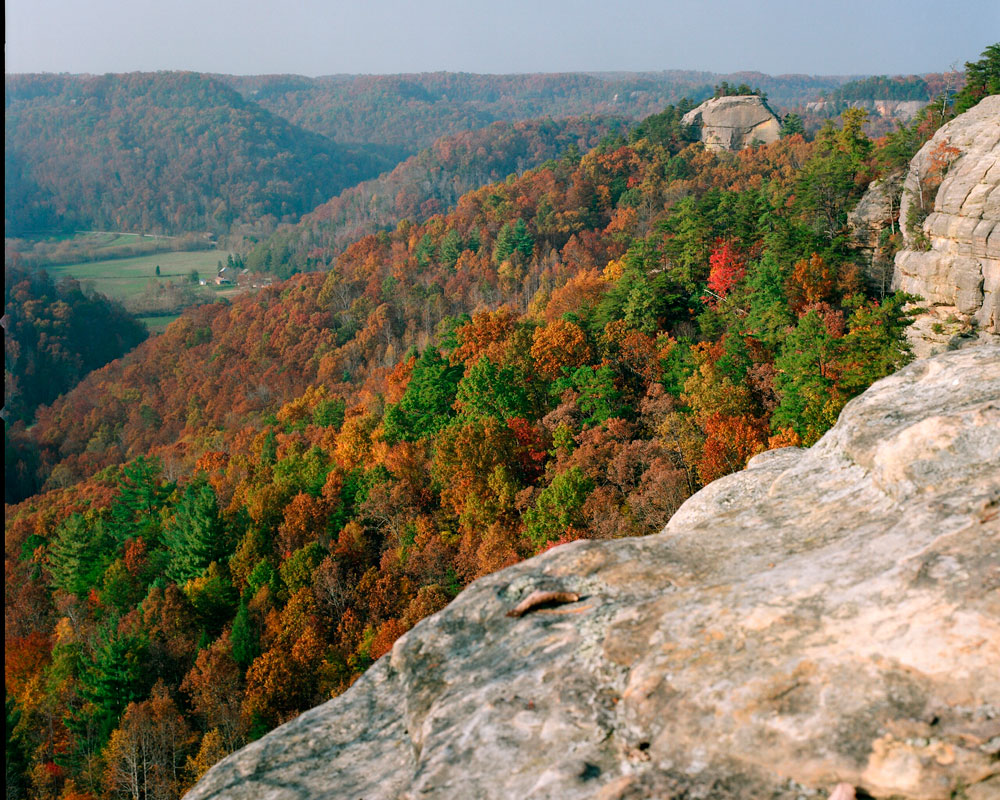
187 345 1000 800
893 95 1000 338
681 95 781 151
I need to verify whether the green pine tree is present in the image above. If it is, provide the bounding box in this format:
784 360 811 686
492 222 516 264
48 513 114 597
438 228 464 270
772 310 841 442
455 357 535 422
164 481 226 584
109 456 171 543
6 695 28 800
382 346 464 443
954 43 1000 114
76 623 151 745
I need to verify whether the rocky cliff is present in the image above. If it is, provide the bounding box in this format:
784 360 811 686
187 344 1000 800
848 171 904 295
893 95 1000 346
681 95 781 151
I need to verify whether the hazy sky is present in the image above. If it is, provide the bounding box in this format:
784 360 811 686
5 0 997 77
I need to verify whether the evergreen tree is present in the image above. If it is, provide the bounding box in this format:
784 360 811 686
837 294 915 396
77 623 152 745
779 113 804 138
164 480 226 585
556 365 628 428
382 346 464 443
6 695 28 800
185 562 239 633
794 118 867 243
109 456 171 543
260 430 278 465
954 43 1000 113
492 218 534 264
455 358 536 422
740 254 793 348
510 218 535 261
48 513 114 597
492 221 517 264
438 228 464 270
772 310 841 442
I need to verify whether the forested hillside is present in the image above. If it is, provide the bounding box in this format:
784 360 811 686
5 84 954 799
223 71 852 156
5 70 852 242
3 264 148 423
4 264 148 500
4 72 389 237
243 116 631 277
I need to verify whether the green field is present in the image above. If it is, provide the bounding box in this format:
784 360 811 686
9 229 217 269
45 249 227 301
136 314 183 334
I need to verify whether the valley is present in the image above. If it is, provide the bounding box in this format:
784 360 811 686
4 40 998 800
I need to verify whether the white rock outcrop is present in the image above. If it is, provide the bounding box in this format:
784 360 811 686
893 95 1000 336
681 95 781 151
186 345 1000 800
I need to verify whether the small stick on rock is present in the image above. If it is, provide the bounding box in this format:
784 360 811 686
828 784 855 800
506 590 580 618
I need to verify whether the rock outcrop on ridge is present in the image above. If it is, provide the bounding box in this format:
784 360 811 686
893 95 1000 343
681 95 781 151
187 344 1000 800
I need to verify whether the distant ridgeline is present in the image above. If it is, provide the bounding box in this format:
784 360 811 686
4 72 390 237
5 70 853 240
826 75 932 102
220 70 853 155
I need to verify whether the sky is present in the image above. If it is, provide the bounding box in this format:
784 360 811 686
5 0 997 77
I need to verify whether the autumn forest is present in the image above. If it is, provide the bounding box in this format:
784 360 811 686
6 46 999 800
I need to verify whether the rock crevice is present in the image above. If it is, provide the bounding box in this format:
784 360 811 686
187 345 1000 800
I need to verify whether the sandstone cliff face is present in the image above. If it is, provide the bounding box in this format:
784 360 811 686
893 95 1000 339
848 171 903 295
681 95 781 151
187 345 1000 800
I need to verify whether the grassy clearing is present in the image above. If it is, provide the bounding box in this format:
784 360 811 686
9 230 215 268
136 314 182 334
46 250 227 302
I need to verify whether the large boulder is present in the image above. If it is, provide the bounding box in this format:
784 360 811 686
187 345 1000 800
893 95 1000 339
681 95 781 151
